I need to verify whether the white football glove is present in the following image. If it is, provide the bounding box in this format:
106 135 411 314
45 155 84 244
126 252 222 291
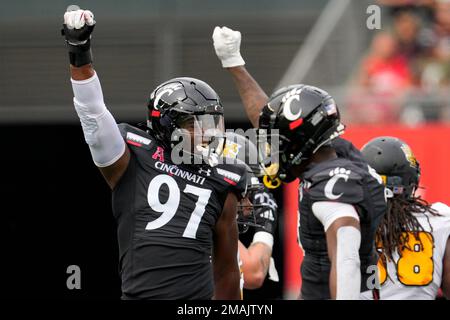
64 8 95 30
62 5 96 66
63 7 95 45
212 26 245 68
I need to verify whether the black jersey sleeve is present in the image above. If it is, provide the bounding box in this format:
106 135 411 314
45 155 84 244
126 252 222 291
117 123 155 151
307 165 364 204
117 123 128 140
214 162 248 201
232 164 248 200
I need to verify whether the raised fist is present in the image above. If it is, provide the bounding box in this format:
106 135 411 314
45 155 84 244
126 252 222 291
62 6 95 46
61 5 96 67
212 26 245 68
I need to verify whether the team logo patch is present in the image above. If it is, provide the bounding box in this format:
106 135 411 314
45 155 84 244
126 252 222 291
282 88 303 121
152 83 183 109
126 132 151 147
152 146 165 162
222 141 241 159
400 144 418 168
324 167 351 200
198 168 211 177
324 103 337 115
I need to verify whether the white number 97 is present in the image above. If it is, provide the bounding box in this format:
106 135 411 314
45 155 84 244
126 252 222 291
145 174 212 239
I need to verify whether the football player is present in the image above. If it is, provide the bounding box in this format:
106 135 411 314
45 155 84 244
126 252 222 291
224 132 279 290
62 7 246 299
212 26 387 299
360 137 450 299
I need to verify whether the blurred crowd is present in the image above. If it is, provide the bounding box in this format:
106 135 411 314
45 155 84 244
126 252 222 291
346 0 450 125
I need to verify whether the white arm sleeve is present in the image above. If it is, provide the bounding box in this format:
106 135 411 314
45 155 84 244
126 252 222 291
312 201 359 232
336 226 361 300
312 201 361 299
71 72 126 167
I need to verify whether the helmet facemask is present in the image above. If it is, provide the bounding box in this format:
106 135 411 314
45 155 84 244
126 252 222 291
236 173 270 234
147 77 226 168
258 100 345 188
381 164 420 200
171 109 225 167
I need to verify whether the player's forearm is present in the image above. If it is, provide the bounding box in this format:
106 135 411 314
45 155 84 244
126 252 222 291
213 192 241 299
443 283 450 299
214 270 241 299
212 27 266 127
333 259 361 300
241 242 272 289
71 70 104 111
334 227 361 300
227 66 268 128
71 64 95 81
329 261 337 299
63 7 128 189
329 257 361 300
70 71 126 169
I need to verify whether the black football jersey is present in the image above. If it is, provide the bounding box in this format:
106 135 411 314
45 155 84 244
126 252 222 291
112 123 247 299
299 138 387 298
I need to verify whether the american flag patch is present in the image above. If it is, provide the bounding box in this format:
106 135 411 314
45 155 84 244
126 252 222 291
324 103 337 115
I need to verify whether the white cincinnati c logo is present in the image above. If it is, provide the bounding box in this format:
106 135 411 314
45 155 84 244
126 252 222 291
153 84 182 109
154 88 174 109
324 173 349 200
283 94 302 121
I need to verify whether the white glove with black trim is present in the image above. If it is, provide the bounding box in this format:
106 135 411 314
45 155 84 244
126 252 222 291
62 5 96 67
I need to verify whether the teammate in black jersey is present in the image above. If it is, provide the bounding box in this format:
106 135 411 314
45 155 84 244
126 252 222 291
212 26 387 299
62 7 244 299
224 132 279 291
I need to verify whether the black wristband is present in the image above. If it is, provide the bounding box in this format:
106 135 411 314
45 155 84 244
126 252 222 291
62 24 94 67
68 48 93 67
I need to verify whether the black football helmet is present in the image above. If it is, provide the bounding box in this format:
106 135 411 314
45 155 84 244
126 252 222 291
259 84 344 186
361 136 420 199
147 77 225 166
221 132 273 233
236 164 268 234
222 131 263 177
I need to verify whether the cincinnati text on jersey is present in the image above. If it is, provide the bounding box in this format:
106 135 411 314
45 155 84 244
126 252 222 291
155 161 206 185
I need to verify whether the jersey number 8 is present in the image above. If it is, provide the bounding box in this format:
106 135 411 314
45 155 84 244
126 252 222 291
378 231 434 286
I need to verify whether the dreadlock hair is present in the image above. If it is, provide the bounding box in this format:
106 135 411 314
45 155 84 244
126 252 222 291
376 192 440 263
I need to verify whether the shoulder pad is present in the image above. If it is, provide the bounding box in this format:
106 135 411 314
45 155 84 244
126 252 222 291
431 202 450 216
424 202 450 233
118 123 154 148
332 138 366 164
306 165 364 203
215 162 248 199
